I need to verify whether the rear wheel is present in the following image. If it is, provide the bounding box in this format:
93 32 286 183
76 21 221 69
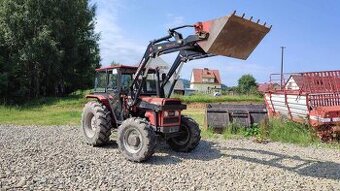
167 116 201 152
117 117 156 162
81 101 112 146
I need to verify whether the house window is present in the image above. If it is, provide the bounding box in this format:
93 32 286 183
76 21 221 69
202 78 214 83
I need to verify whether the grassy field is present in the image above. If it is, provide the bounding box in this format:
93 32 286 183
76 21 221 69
0 92 260 126
0 92 339 149
0 91 88 126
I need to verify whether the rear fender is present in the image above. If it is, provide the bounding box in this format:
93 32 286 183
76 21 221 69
85 94 117 127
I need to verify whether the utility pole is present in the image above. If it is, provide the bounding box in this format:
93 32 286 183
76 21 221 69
280 46 286 88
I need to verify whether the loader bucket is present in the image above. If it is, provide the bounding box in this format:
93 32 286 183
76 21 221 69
196 12 271 60
205 103 268 132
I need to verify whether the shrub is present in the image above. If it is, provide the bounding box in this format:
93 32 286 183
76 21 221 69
266 117 318 145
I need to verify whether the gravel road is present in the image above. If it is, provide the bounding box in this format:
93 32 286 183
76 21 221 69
0 125 339 190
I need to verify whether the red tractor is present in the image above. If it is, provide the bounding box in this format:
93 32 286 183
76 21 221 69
81 12 271 162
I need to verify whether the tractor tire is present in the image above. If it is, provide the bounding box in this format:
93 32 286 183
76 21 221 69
117 117 156 162
81 101 112 146
167 116 201 152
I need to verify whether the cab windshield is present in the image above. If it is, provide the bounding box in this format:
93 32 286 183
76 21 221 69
144 73 157 94
94 70 157 94
94 72 107 92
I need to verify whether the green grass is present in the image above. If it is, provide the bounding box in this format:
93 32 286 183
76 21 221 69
0 92 260 126
200 128 219 139
266 118 318 145
0 90 89 126
216 118 319 146
0 91 257 126
221 123 262 140
173 94 263 104
264 118 340 149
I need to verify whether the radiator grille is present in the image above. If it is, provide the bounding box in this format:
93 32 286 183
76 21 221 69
164 117 179 124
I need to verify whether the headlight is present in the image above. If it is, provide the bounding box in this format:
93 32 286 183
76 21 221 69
163 111 169 117
164 111 180 117
174 111 180 116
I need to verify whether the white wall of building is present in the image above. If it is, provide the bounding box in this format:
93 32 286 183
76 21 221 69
285 77 299 90
190 83 221 92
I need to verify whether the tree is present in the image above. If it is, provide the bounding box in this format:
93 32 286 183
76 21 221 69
180 78 190 88
237 74 257 94
0 0 100 103
110 60 120 66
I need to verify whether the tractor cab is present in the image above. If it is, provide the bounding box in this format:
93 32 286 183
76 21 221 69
94 65 157 96
90 64 186 131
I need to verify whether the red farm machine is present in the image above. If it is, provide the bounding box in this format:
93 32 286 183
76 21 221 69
81 11 271 162
265 70 340 141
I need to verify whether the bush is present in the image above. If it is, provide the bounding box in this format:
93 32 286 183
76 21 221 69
223 122 259 139
219 117 319 146
267 118 318 145
255 118 270 142
201 128 218 139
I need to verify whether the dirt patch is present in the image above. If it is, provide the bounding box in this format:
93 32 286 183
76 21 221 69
187 103 207 109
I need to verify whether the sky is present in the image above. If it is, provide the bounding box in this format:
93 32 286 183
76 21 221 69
90 0 340 86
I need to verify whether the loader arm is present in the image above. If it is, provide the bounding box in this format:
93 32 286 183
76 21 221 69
128 27 209 105
129 11 271 106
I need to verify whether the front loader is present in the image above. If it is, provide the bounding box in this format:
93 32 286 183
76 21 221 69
81 11 271 162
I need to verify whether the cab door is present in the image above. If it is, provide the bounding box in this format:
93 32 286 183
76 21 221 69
107 69 123 121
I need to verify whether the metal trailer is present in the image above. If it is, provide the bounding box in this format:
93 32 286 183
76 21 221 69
264 70 340 140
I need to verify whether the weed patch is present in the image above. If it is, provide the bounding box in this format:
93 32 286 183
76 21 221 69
267 118 318 146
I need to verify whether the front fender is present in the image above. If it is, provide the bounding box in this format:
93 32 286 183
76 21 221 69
85 94 117 127
85 94 111 109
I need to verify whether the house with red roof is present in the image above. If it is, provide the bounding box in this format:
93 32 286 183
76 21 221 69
257 83 270 93
190 68 222 93
285 75 307 90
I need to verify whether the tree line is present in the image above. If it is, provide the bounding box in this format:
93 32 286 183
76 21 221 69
0 0 100 103
218 74 259 95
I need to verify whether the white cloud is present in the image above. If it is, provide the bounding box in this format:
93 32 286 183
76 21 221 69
163 14 185 29
93 5 189 66
93 0 145 66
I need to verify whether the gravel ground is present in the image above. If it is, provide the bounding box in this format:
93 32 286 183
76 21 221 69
0 124 339 191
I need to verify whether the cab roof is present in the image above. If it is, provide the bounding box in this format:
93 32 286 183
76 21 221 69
95 64 156 72
95 64 138 72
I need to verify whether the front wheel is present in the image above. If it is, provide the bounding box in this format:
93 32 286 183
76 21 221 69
81 101 112 146
167 116 201 152
117 117 156 162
